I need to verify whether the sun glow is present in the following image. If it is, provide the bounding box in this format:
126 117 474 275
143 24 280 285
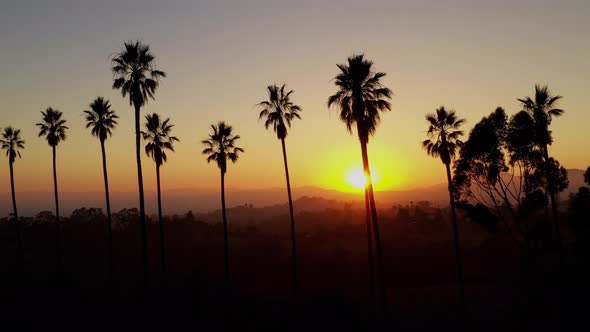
346 166 379 190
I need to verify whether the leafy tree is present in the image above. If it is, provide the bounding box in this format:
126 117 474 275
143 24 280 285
142 113 179 275
36 107 68 277
455 107 568 252
422 106 466 306
83 97 118 279
201 121 244 285
455 108 528 247
257 83 302 293
111 41 166 286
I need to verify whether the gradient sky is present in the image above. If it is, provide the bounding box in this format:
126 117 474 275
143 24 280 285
1 0 589 197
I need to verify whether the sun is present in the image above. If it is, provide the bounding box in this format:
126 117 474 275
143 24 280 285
346 166 379 190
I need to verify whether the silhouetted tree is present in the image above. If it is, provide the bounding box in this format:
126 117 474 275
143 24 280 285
83 97 118 280
257 83 302 294
454 107 568 254
533 158 569 196
142 113 179 276
328 54 392 310
1 126 25 270
570 165 590 244
518 85 565 247
36 107 68 278
422 106 466 306
111 41 166 286
455 108 534 249
201 121 244 286
70 208 106 224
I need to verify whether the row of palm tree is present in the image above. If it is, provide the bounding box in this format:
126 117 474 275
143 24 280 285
1 42 567 314
30 102 180 283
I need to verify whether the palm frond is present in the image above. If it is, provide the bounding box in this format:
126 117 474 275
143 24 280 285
328 54 392 142
142 113 178 166
256 83 302 140
422 106 465 165
202 122 244 173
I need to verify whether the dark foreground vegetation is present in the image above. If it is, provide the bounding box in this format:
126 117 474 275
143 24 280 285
1 199 589 331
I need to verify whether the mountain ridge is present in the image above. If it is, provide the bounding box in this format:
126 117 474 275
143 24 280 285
1 169 586 217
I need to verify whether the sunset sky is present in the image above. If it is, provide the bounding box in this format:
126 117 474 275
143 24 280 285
1 0 589 198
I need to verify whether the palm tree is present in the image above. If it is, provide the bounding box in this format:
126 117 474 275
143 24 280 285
36 107 68 279
1 126 25 271
422 106 466 307
201 122 244 286
518 85 565 248
142 113 179 277
257 84 302 294
327 54 392 310
111 41 166 286
83 97 119 280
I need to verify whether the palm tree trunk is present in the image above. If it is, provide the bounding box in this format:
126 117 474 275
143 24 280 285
221 171 230 287
9 160 23 274
364 189 376 310
156 164 166 276
100 140 113 282
543 145 561 251
281 138 298 295
134 104 149 288
360 140 387 312
52 145 63 280
445 162 465 308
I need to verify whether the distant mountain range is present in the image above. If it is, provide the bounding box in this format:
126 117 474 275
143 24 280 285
1 169 586 217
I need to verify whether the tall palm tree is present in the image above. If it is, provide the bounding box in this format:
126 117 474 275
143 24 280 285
422 106 466 307
83 97 118 280
111 41 166 286
518 85 565 248
201 122 244 286
36 107 68 279
257 84 302 294
327 54 392 310
142 113 179 277
1 126 25 271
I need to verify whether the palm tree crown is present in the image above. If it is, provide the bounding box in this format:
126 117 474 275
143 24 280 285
518 84 564 146
36 107 68 146
257 84 302 139
83 97 118 142
111 41 166 108
142 113 179 166
201 122 244 174
422 106 466 165
327 54 392 142
1 127 25 164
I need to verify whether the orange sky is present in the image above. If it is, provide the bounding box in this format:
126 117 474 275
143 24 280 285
1 0 589 197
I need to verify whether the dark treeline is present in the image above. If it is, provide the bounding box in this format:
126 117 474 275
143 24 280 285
1 196 590 330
